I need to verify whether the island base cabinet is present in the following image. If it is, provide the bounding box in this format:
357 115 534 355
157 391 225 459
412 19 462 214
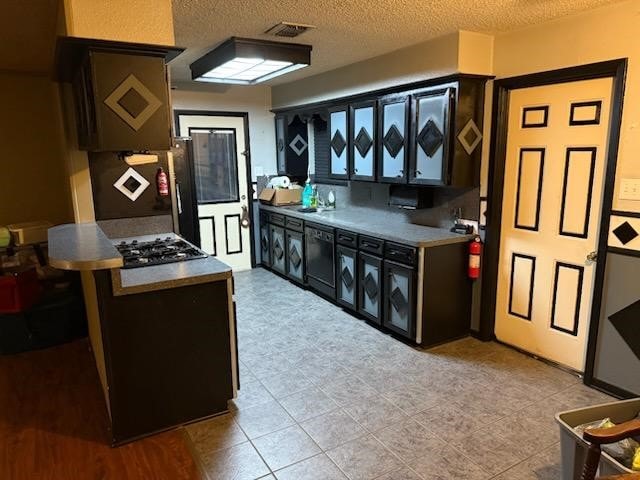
383 260 416 339
358 252 383 325
336 245 357 311
270 225 286 274
93 271 233 445
286 230 305 284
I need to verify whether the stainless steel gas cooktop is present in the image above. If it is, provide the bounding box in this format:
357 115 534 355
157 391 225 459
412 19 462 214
115 237 208 269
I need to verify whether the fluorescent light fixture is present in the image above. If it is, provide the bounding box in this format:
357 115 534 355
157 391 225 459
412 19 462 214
190 37 312 85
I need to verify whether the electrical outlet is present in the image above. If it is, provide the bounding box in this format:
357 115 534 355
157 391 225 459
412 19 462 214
619 178 640 201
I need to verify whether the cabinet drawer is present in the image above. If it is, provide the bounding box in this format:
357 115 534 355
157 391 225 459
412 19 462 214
260 211 269 224
359 235 384 255
268 213 285 226
336 229 358 248
384 242 417 267
285 216 304 232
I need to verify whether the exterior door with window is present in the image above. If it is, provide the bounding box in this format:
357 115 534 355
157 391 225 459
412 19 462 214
494 78 613 371
176 114 252 271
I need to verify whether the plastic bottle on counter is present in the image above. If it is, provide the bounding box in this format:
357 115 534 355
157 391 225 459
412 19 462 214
302 179 313 208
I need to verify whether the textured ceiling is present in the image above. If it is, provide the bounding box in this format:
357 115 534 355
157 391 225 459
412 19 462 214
0 0 59 74
171 0 623 86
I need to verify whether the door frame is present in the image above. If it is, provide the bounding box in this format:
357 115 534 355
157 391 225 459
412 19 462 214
173 109 256 267
479 59 628 373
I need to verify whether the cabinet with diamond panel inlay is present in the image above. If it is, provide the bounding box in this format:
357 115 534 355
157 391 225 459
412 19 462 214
358 252 383 325
377 94 410 183
409 87 453 185
286 230 305 285
275 114 309 179
383 260 416 339
336 245 358 311
328 106 350 179
349 100 377 182
56 37 182 151
260 214 271 267
270 225 286 274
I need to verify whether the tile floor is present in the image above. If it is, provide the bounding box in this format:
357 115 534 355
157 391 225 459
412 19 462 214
185 268 613 480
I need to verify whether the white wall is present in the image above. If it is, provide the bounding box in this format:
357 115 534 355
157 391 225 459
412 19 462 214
171 84 277 181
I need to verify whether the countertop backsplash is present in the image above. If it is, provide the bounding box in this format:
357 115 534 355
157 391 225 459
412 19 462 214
256 175 479 231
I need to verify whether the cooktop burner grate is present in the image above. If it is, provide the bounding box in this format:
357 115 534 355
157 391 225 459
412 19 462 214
115 237 208 269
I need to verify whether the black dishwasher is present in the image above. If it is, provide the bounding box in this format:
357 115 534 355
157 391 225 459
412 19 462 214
305 223 336 299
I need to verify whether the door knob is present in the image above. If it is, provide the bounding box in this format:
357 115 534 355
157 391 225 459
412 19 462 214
240 205 250 229
587 251 598 262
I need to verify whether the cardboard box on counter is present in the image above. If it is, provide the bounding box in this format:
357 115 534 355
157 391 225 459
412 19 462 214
258 188 301 206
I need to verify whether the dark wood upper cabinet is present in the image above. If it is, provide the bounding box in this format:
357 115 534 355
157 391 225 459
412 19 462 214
408 87 454 186
55 37 183 152
377 94 410 184
275 113 309 179
328 105 350 180
275 74 488 188
349 100 376 182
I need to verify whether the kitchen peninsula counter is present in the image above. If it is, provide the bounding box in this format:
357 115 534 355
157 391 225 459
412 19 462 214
47 223 237 446
48 224 232 295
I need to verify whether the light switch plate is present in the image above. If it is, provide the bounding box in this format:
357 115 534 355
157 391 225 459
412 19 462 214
619 178 640 201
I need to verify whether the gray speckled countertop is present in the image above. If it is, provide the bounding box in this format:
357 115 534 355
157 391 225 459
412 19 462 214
48 224 231 295
48 223 123 270
110 232 232 296
259 204 472 247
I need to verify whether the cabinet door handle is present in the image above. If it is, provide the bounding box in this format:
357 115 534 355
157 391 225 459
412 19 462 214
416 170 422 175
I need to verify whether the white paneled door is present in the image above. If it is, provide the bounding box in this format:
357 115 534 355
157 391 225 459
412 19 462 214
495 78 613 371
177 114 252 271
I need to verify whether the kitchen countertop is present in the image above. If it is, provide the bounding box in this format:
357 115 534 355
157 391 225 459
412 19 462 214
259 204 473 247
48 224 232 295
110 232 232 296
48 223 123 270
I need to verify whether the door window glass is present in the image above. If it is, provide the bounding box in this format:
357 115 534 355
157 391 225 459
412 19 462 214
190 129 239 203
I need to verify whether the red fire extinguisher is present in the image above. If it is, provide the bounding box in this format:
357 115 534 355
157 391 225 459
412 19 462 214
156 167 169 197
468 236 482 279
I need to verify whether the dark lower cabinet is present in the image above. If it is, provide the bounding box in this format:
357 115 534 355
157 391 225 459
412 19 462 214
286 230 305 284
383 260 416 339
260 223 271 267
336 245 357 311
358 252 383 325
270 225 286 274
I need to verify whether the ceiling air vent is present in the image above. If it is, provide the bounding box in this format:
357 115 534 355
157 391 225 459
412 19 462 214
265 22 315 38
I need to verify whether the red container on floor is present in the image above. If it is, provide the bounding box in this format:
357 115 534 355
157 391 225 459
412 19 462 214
0 266 41 313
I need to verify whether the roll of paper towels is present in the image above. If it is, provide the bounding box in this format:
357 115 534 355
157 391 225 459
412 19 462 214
267 176 291 189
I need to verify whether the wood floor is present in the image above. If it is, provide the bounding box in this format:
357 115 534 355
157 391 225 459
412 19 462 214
0 339 203 480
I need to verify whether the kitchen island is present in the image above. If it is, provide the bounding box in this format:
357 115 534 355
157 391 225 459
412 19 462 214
48 224 237 445
259 204 473 346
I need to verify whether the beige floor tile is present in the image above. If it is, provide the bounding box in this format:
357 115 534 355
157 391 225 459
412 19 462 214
326 435 400 480
252 424 320 471
407 445 491 480
279 387 340 422
201 441 270 480
260 369 314 399
374 466 424 480
186 413 247 455
300 409 367 451
374 418 446 463
321 375 379 407
343 395 408 432
274 453 347 480
235 399 295 439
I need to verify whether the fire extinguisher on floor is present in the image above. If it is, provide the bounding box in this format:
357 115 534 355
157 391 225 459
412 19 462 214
468 236 482 280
